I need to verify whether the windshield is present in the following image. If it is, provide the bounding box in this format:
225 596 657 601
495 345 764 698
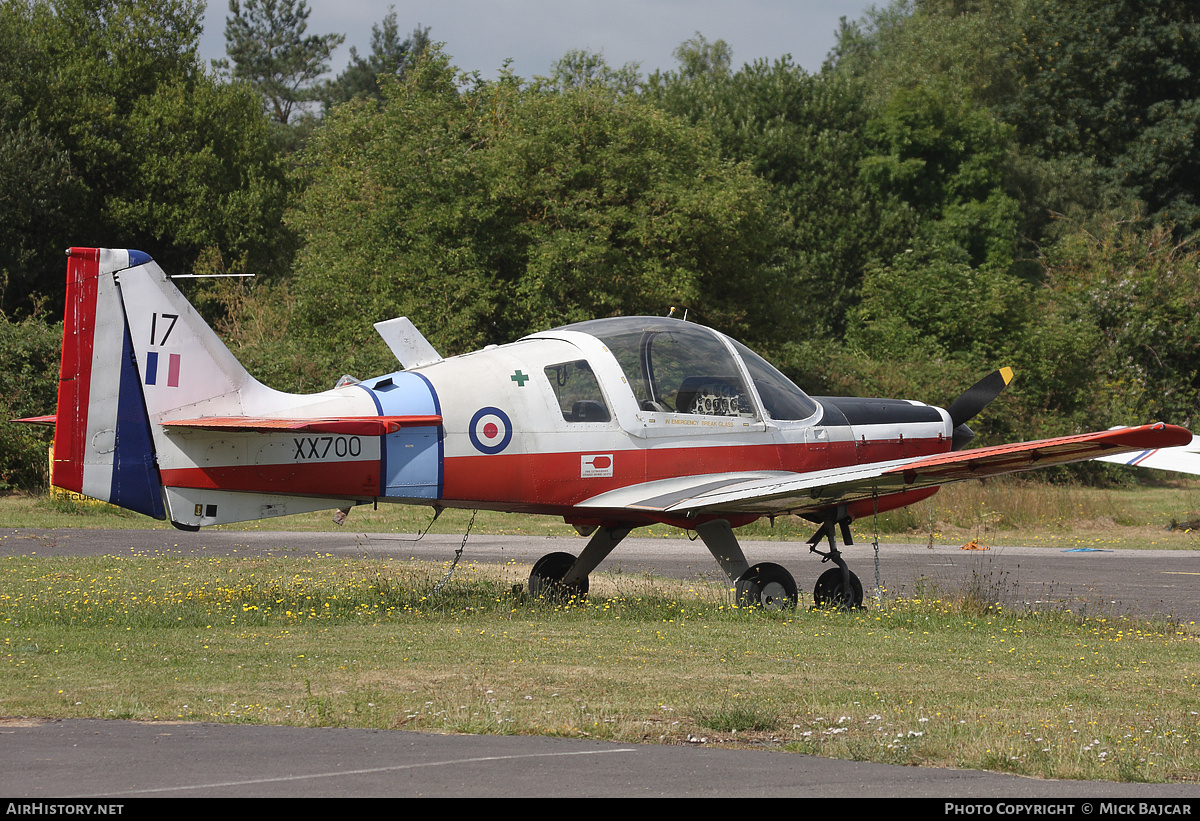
728 339 818 421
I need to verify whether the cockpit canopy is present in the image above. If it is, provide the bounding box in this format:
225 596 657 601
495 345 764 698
558 317 819 422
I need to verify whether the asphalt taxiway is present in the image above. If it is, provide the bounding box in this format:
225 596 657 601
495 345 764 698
3 718 1200 798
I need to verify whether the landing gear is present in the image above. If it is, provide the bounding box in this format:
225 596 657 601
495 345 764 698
695 520 798 611
531 514 868 612
529 552 587 599
813 567 863 609
807 507 865 609
736 562 798 610
528 526 632 600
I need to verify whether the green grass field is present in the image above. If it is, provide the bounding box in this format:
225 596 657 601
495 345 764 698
2 478 1199 783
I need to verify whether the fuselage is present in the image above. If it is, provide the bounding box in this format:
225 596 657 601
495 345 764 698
153 317 955 527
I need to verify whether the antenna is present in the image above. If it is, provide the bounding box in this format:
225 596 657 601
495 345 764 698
168 273 255 279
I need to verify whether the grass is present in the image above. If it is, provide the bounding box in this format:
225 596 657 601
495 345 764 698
2 551 1199 783
7 475 1200 552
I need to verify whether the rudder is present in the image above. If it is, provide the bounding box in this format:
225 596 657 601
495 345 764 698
53 248 165 518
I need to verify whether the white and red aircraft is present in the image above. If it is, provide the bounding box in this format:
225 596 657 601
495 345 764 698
27 248 1193 609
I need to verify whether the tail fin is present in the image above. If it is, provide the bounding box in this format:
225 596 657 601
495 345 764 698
52 248 254 519
52 247 387 531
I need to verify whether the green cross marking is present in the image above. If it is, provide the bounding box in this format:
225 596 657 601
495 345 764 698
511 369 529 387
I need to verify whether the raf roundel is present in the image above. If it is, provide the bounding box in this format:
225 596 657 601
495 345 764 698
468 407 513 455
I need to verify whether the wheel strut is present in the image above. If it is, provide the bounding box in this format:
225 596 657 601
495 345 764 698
807 508 864 609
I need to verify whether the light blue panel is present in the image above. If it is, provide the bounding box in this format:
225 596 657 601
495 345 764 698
358 372 442 499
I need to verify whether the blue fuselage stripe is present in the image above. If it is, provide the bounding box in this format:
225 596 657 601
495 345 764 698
361 372 442 499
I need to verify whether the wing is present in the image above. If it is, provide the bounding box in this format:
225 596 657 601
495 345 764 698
161 415 442 436
1094 433 1200 475
578 423 1192 518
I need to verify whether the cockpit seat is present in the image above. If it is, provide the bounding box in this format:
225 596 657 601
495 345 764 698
675 376 748 417
570 400 611 423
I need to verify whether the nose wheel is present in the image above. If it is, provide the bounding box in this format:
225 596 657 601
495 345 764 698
735 562 798 610
807 507 866 609
813 567 864 609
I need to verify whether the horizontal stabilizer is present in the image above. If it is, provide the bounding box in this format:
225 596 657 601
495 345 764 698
1094 433 1200 475
12 415 57 427
162 415 442 436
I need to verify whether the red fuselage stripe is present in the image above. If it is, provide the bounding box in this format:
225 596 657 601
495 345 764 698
160 462 382 497
159 435 952 511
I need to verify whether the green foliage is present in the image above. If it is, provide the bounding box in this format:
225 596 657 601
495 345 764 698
106 76 291 280
671 32 733 80
221 0 344 125
1000 0 1200 231
319 10 429 111
828 0 1023 107
0 313 60 490
0 0 292 317
544 49 642 97
0 121 82 308
645 55 904 339
287 49 787 377
1038 217 1200 430
0 0 201 313
861 85 1021 268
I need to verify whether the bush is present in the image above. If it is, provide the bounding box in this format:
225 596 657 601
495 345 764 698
0 312 60 490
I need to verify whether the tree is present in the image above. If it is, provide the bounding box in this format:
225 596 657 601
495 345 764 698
828 0 1200 235
1036 217 1200 431
0 312 61 490
320 9 429 110
106 78 291 281
860 85 1021 269
672 32 732 80
825 0 1022 107
1000 0 1200 232
544 49 641 97
285 49 788 379
0 0 292 316
222 0 344 124
0 0 197 312
645 52 912 343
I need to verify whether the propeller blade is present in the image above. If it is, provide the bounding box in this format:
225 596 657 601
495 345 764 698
947 367 1014 429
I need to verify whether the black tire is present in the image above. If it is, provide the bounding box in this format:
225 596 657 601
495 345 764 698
813 567 864 609
735 562 798 610
529 551 588 600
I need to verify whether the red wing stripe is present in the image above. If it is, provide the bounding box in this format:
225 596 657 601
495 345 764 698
889 424 1193 480
163 415 442 436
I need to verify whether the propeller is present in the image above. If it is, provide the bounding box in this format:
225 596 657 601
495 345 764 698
946 367 1014 450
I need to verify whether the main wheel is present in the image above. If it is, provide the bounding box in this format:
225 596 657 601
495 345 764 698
813 567 864 609
735 562 798 610
529 551 588 600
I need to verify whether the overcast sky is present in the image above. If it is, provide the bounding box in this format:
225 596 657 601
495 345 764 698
198 1 880 81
